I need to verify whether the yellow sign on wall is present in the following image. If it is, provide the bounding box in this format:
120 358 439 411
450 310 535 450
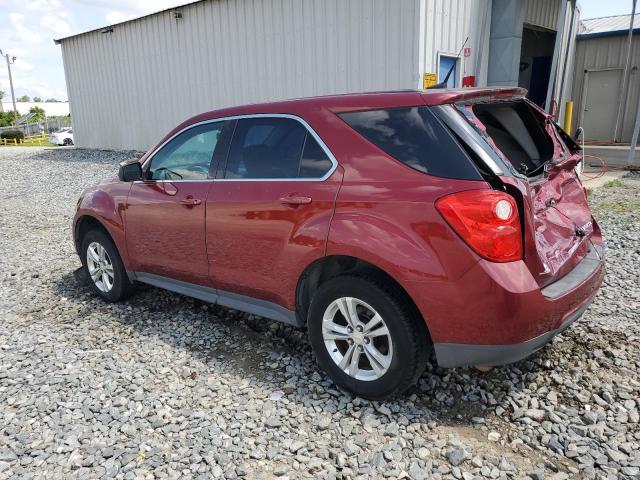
423 73 437 89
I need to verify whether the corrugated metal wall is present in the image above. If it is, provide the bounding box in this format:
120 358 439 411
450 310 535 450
520 0 578 123
523 0 559 31
554 1 580 126
420 0 491 86
571 34 640 142
61 0 421 150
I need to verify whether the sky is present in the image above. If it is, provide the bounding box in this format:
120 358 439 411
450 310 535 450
0 0 188 102
0 0 637 103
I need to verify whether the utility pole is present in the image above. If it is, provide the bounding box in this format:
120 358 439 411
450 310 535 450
614 0 636 142
0 49 19 127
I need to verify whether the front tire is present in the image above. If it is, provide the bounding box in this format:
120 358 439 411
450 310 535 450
308 275 430 399
81 229 133 302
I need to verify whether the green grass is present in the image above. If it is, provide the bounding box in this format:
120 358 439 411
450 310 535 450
0 137 55 147
603 179 624 188
590 179 639 228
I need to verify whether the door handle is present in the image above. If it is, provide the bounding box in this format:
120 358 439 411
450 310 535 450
179 197 202 206
279 194 312 205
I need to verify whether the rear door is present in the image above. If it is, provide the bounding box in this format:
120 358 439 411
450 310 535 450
205 115 342 308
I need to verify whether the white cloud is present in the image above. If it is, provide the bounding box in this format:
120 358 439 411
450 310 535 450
4 47 29 57
101 0 193 27
0 69 66 101
15 59 34 71
9 12 42 44
1 6 67 100
40 14 72 36
77 0 192 17
25 0 61 11
105 10 134 24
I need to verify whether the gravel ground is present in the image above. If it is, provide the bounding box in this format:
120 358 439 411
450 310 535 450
0 147 638 480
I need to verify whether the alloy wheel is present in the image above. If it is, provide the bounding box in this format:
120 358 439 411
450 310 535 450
322 297 393 381
86 242 114 292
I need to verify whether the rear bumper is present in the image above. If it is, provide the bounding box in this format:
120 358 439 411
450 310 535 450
407 242 605 368
434 295 594 367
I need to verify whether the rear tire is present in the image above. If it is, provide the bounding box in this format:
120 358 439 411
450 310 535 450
308 275 430 399
81 229 134 302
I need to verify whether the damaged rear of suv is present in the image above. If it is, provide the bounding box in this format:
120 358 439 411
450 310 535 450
420 89 605 368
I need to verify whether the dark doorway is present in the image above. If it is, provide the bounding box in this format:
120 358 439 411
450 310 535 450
519 26 556 108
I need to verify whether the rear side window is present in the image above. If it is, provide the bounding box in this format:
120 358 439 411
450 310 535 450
339 106 481 180
224 117 333 179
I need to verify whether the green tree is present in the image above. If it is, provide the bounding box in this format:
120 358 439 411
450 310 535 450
28 106 45 123
45 98 59 102
0 90 4 101
17 95 31 102
0 111 18 127
33 96 42 102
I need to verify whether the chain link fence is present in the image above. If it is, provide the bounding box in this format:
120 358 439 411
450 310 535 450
0 117 72 138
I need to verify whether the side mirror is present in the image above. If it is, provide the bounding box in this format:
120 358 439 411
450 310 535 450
118 161 143 182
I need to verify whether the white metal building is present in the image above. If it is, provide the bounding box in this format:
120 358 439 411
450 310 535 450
570 14 639 143
55 0 579 150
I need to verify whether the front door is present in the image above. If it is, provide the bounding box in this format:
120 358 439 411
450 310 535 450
126 121 225 285
206 116 341 309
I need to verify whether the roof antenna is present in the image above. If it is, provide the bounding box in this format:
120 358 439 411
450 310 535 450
428 36 469 89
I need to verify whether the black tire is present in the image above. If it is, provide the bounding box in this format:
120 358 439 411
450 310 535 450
63 138 73 146
80 229 134 302
307 275 430 399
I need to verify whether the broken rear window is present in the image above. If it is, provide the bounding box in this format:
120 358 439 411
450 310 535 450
470 101 554 177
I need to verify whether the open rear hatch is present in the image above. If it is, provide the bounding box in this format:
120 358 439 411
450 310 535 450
448 96 599 287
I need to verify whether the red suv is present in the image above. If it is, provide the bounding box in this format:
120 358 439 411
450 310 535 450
74 88 604 398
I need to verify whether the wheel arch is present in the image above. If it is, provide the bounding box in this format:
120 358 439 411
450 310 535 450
74 215 116 257
295 255 432 343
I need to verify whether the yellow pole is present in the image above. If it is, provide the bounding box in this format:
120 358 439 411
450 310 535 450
564 101 574 133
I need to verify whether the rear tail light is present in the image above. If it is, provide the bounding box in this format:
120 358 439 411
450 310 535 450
435 189 522 262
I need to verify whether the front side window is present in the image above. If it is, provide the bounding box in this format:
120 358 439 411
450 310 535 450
224 117 333 179
148 122 223 180
339 106 481 180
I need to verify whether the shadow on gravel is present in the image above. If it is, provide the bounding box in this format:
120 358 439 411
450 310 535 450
50 270 542 426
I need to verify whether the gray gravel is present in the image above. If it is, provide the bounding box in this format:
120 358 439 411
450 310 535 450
0 146 638 480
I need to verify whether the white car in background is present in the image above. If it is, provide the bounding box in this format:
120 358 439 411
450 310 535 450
49 128 74 146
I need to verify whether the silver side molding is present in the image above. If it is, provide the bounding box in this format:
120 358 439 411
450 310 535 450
129 272 301 327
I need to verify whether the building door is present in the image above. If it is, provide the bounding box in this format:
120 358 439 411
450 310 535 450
438 55 459 88
519 27 556 108
582 69 622 142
